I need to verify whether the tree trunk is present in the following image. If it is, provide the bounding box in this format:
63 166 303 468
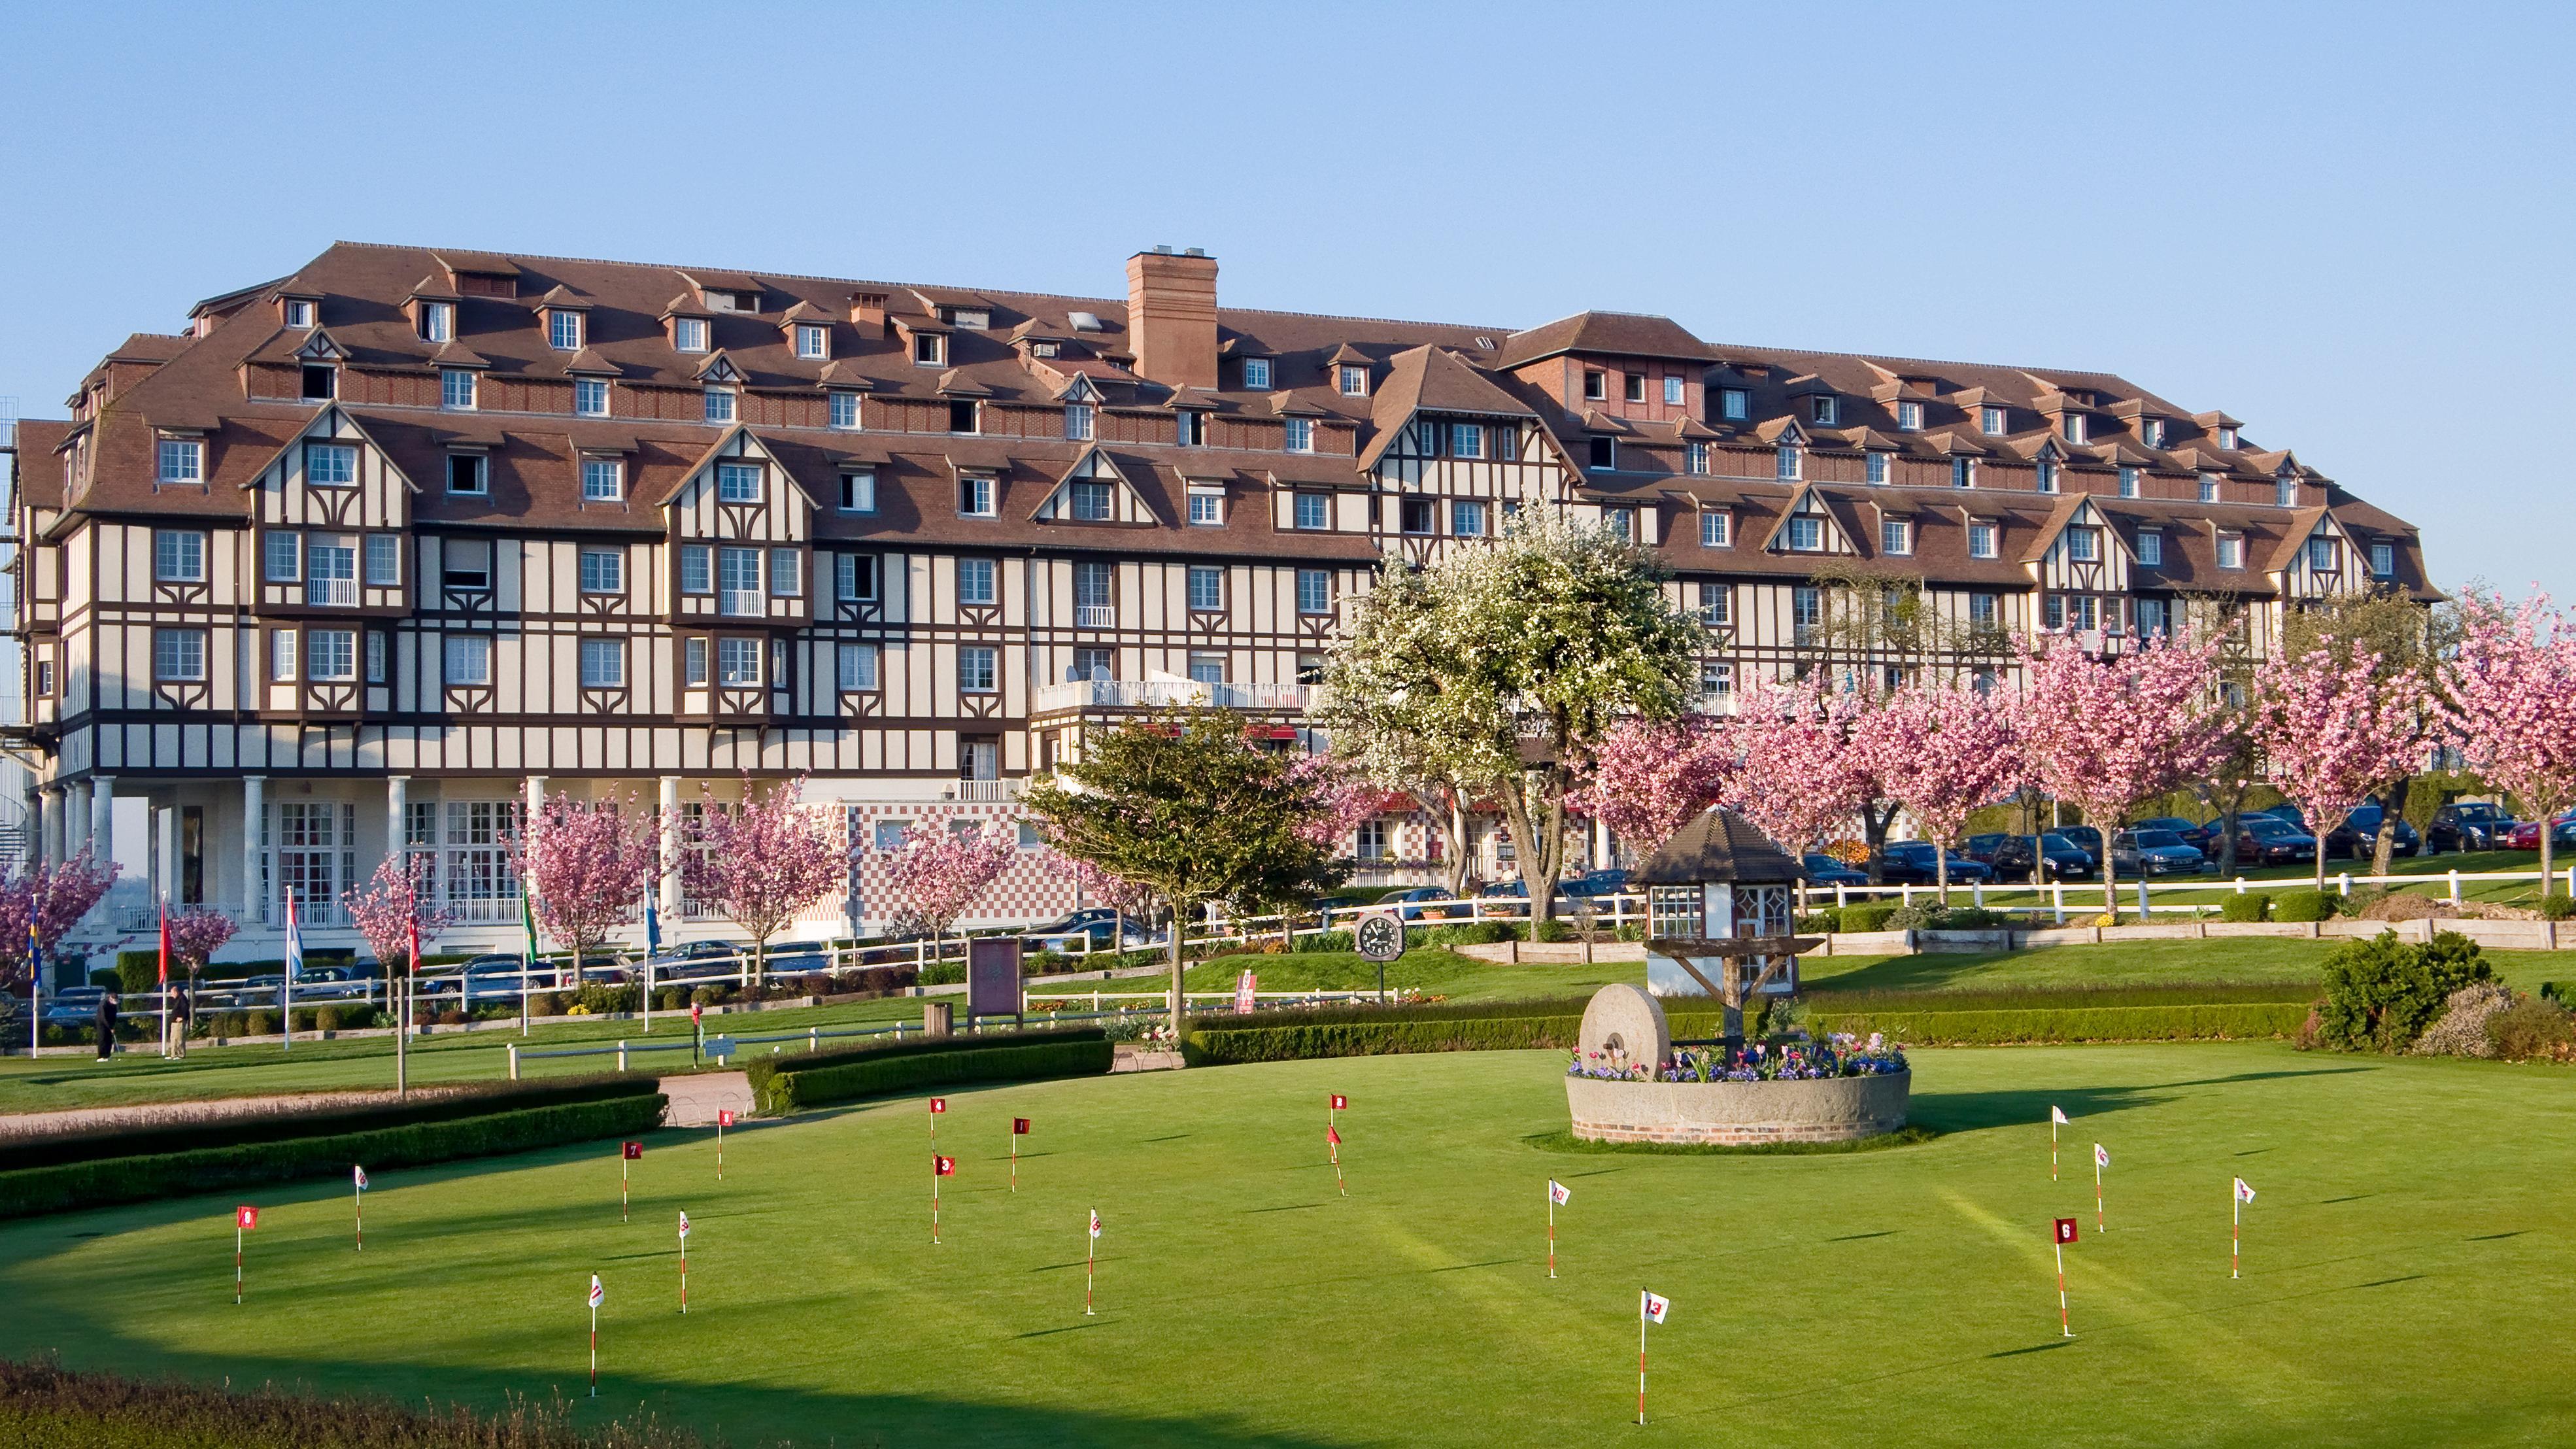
2101 838 2120 915
1862 804 1897 887
2373 775 2412 878
1936 849 1950 906
1166 904 1188 1038
2541 828 2557 909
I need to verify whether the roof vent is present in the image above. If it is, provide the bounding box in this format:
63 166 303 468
1154 245 1174 255
1068 311 1104 332
1183 247 1205 257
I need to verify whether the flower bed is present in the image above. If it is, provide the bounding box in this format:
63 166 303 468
1565 983 1911 1146
1568 1032 1908 1083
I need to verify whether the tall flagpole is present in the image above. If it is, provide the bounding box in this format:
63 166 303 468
1636 1290 1648 1427
156 895 170 1058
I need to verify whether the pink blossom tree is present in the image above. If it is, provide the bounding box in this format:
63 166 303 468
0 849 120 995
165 910 238 984
510 792 661 976
2014 632 2227 912
2441 590 2576 888
2250 640 2431 894
1861 679 2025 899
345 854 458 1096
1048 853 1162 951
1567 715 1737 861
679 775 851 987
1723 677 1878 863
1288 754 1386 854
879 822 1020 962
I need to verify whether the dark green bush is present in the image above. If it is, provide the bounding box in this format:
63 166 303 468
2541 981 2573 1006
0 1091 668 1217
918 961 965 986
1840 902 1900 932
1807 1002 2309 1046
576 983 638 1015
2218 893 2273 923
1797 909 1842 933
1185 1014 1584 1065
757 1037 1112 1114
2313 929 2494 1052
1614 922 1644 942
2541 891 2576 922
2273 889 2341 923
1937 906 2006 929
1425 921 1512 947
743 1026 1107 1110
245 1009 279 1036
1531 919 1574 944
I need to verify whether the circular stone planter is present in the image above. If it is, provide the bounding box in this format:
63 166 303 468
1564 1070 1912 1146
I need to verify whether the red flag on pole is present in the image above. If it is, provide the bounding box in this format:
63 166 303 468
934 1155 956 1176
1330 1094 1347 1111
1013 1117 1031 1134
928 1098 948 1114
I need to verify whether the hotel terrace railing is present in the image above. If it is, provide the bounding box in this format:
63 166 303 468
1030 679 1312 717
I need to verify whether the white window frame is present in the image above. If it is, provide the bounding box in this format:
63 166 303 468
305 534 358 606
796 324 828 360
1338 364 1367 396
703 387 737 424
271 628 298 683
1064 403 1094 441
1969 522 1997 559
154 529 207 583
1700 660 1734 697
419 301 452 343
680 545 712 595
1812 395 1839 425
441 369 477 411
1787 516 1824 552
153 626 207 682
674 317 709 353
2138 532 2161 567
1296 568 1332 616
2066 527 2099 563
575 378 611 417
769 547 802 598
1293 493 1330 530
285 299 315 329
1449 422 1486 459
1880 518 1911 555
1719 388 1750 421
265 530 301 583
958 645 998 694
364 534 400 587
829 390 862 430
549 310 582 351
840 470 876 513
1865 451 1890 485
1243 356 1272 390
837 641 880 691
1980 405 2005 436
2199 473 2221 503
717 547 762 615
581 458 623 502
2118 466 2139 498
1069 481 1113 521
1897 399 1923 432
2371 541 2396 578
957 557 997 605
1685 442 1708 475
960 475 996 517
579 547 624 594
1187 565 1224 613
1953 457 1977 489
1776 447 1801 481
2277 476 2297 507
2037 460 2059 494
1697 581 1731 626
836 552 879 603
305 442 358 486
2307 537 2336 572
1187 486 1225 526
1283 417 1313 452
2217 532 2245 570
157 437 203 484
1451 498 1486 537
307 628 358 683
716 636 762 687
579 638 626 688
716 462 762 503
1701 511 1731 548
1664 376 1685 406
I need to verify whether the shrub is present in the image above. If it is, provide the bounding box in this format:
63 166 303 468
2273 889 2341 922
1807 1002 2311 1046
576 983 638 1015
1840 902 1900 933
743 1026 1108 1112
2218 893 2273 923
919 961 965 986
2410 981 2516 1057
2487 995 2576 1061
689 985 733 1006
1884 903 1941 932
1531 919 1575 944
115 950 163 994
1425 921 1512 947
1614 922 1644 942
2541 891 2576 922
2541 981 2573 1006
1184 1014 1584 1065
2314 929 2494 1052
755 1036 1112 1114
1797 909 1842 934
245 1009 279 1037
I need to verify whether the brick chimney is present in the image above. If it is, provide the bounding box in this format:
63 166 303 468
1125 247 1218 390
848 290 889 334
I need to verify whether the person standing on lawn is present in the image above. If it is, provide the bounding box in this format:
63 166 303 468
93 990 118 1061
171 978 194 1059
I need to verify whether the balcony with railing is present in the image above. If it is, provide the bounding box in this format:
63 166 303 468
1030 678 1312 719
1073 604 1116 628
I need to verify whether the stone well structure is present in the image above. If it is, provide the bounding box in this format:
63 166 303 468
1563 983 1910 1146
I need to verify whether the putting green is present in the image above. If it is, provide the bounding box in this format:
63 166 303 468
2 1043 2568 1446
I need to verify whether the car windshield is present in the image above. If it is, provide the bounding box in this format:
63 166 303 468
2041 834 2081 850
2135 831 2183 847
2246 818 2294 834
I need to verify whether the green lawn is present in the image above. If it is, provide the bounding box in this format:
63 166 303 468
3 1042 2570 1446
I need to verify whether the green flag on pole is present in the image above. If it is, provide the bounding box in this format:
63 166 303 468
520 883 541 1034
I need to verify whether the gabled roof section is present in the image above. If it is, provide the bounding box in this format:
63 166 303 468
2262 505 2337 572
231 405 423 496
1356 345 1541 469
1493 311 1717 369
1757 482 1857 554
692 350 744 383
2016 494 2129 566
1026 446 1166 526
649 425 827 509
428 340 490 369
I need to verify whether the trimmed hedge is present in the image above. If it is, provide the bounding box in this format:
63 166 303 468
1840 902 1900 932
756 1038 1113 1114
1808 1002 2310 1046
2273 889 2341 923
740 1025 1107 1104
0 1093 668 1218
1185 1014 1584 1065
2218 892 2273 923
0 1076 662 1173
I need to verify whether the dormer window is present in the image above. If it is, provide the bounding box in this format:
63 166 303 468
1664 376 1685 406
941 306 990 330
441 369 477 410
1449 423 1486 459
1283 417 1313 452
2036 460 2059 494
2216 532 2245 570
2118 466 2139 498
1775 446 1801 481
1980 405 2007 436
960 476 997 517
1584 369 1607 401
2199 472 2221 503
301 364 337 401
1685 442 1708 475
716 462 762 503
1030 340 1060 358
1064 403 1094 441
1700 511 1731 547
949 400 981 434
1188 483 1225 525
1718 388 1750 421
447 453 488 495
674 317 710 353
156 437 203 485
1880 518 1912 555
703 387 736 424
914 332 947 366
549 310 583 351
284 299 316 330
2276 476 2296 507
840 470 876 513
2066 526 2099 562
829 391 862 430
1897 399 1923 431
576 379 611 417
1866 452 1890 485
795 324 828 360
1786 516 1824 551
2370 541 2395 577
1968 521 1997 558
1338 364 1368 396
416 302 453 343
1589 436 1616 470
2141 417 2166 447
1176 410 1206 447
1953 457 1977 489
1242 357 1272 390
1070 481 1113 521
2137 530 2162 566
1811 396 1839 426
2218 426 2239 450
2307 537 2337 572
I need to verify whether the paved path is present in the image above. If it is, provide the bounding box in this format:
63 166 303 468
658 1070 753 1127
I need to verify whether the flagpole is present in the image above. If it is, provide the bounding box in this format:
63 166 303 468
235 1217 243 1306
622 1151 630 1223
2050 1113 2058 1181
2232 1187 2241 1279
1636 1290 1648 1427
590 1297 598 1397
1085 1217 1096 1316
1010 1126 1017 1194
716 1116 724 1182
156 895 169 1058
2055 1241 2071 1337
354 1176 363 1253
1546 1193 1555 1279
2095 1151 2105 1234
932 1159 942 1246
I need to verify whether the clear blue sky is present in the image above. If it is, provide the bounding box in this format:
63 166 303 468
4 1 2566 600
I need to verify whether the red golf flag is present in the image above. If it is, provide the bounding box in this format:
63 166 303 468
934 1154 956 1176
929 1098 947 1115
2054 1217 2078 1244
717 1109 735 1128
622 1141 643 1160
236 1204 259 1231
1013 1117 1031 1135
1330 1094 1347 1111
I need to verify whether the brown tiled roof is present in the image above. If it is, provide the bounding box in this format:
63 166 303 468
1496 312 1720 369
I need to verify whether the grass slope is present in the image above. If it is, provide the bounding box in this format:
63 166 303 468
1 1043 2569 1446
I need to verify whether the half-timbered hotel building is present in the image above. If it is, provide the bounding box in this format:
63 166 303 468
1 243 2433 957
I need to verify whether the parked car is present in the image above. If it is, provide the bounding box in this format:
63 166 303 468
2131 816 2205 837
2225 815 2319 865
2248 805 2309 832
1021 907 1128 951
2505 811 2576 853
1801 853 1869 887
38 985 107 1027
421 954 536 1002
1961 834 2012 864
2321 805 2420 861
1880 841 1993 885
1576 868 1633 896
2051 825 2107 861
1987 833 2097 882
2426 802 2513 854
2112 829 2208 876
1378 886 1466 920
762 944 832 977
649 940 748 982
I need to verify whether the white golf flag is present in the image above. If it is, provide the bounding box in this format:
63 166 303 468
1089 1209 1102 1240
1640 1290 1670 1325
352 1165 369 1191
1548 1180 1571 1207
2094 1144 2110 1168
588 1274 604 1309
2050 1106 2069 1125
677 1211 691 1242
2235 1178 2257 1204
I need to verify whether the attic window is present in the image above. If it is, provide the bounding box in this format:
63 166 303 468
1242 357 1272 390
1786 517 1823 551
943 307 990 330
1176 411 1207 447
2037 460 2059 494
2118 466 2140 498
1952 457 1976 489
914 332 947 366
1068 311 1104 332
2307 538 2337 572
156 438 203 485
703 290 751 313
2061 413 2087 443
1980 406 2007 436
2138 531 2162 567
830 390 862 429
1584 370 1607 401
2067 526 2099 562
416 302 453 343
549 311 583 351
2141 417 2166 447
1070 481 1113 521
795 324 828 360
1283 417 1313 452
1812 396 1839 426
2276 476 2296 507
1718 388 1750 422
1064 403 1094 441
949 400 981 434
1866 451 1890 485
577 379 611 417
1774 446 1801 481
301 364 336 401
1897 400 1923 431
2218 426 2239 450
284 299 315 329
1338 364 1368 396
1187 483 1225 526
441 369 477 410
447 453 488 496
1880 518 1912 555
673 318 709 353
1588 436 1616 470
704 387 736 424
2370 541 2395 577
1686 443 1708 475
1623 373 1645 403
2199 473 2221 503
2217 532 2245 570
1969 522 1997 558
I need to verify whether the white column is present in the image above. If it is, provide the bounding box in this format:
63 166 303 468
27 789 48 868
524 774 548 822
65 782 90 857
90 777 114 868
386 776 410 872
242 776 267 923
658 775 683 915
1592 817 1612 871
156 807 178 905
